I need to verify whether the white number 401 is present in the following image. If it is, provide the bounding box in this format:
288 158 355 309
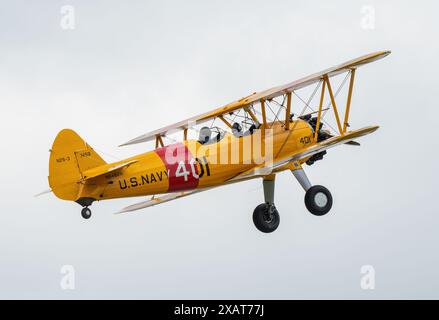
175 159 205 181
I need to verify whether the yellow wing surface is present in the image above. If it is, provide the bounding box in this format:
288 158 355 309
116 189 209 214
229 126 379 181
120 51 390 147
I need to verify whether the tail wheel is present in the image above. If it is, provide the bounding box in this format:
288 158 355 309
81 207 92 219
305 185 333 216
253 203 280 233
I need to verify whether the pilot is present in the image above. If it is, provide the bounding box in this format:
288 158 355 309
232 122 243 138
198 127 212 144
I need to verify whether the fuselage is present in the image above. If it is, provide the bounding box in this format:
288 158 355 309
79 120 315 201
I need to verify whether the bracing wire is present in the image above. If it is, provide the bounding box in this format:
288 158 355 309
94 147 121 162
321 71 351 119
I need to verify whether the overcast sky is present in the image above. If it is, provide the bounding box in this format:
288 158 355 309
0 0 438 299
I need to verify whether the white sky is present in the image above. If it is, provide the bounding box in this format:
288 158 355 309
0 0 438 299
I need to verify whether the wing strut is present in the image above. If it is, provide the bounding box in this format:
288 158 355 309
260 99 267 126
218 115 233 128
285 92 292 130
343 69 356 133
324 75 344 135
155 135 164 148
314 79 326 140
313 69 357 139
245 107 260 127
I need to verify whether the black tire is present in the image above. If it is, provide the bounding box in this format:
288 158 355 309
253 203 280 233
81 207 92 219
305 185 333 216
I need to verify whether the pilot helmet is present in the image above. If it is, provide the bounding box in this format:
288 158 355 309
232 122 242 132
199 127 212 144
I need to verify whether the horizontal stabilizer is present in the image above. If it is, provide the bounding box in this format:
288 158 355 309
81 160 138 181
34 189 52 197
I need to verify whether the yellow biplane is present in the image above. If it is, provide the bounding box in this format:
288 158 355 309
46 51 390 233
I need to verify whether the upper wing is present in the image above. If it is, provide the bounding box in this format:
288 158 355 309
119 51 390 146
229 126 379 181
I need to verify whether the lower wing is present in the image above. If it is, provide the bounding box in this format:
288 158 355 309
115 188 211 214
115 125 378 214
229 125 379 181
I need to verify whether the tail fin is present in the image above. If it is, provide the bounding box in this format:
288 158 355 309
48 129 106 201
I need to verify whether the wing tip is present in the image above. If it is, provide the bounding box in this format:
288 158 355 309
114 207 138 215
381 50 392 59
118 137 150 147
374 50 391 62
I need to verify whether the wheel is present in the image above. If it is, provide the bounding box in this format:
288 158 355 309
305 185 333 216
81 207 92 219
253 203 280 233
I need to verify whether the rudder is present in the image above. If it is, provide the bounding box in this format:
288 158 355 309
48 129 106 201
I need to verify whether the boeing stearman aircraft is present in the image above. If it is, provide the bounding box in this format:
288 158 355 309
44 51 390 233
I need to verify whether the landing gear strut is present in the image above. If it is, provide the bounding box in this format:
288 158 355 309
253 176 280 233
81 207 92 219
252 167 333 232
292 168 333 216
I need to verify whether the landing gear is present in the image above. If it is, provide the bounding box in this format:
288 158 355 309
305 185 332 216
253 203 280 233
81 207 92 219
292 167 333 216
253 176 280 233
